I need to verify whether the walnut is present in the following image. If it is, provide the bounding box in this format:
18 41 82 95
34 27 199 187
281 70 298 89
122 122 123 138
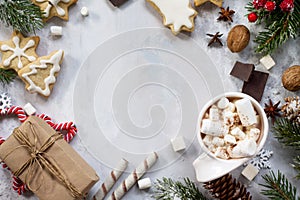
227 25 250 53
282 65 300 91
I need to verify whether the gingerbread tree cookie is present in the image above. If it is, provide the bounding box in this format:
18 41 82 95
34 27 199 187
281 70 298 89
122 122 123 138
0 32 39 72
18 50 64 97
33 0 77 21
146 0 197 35
194 0 223 7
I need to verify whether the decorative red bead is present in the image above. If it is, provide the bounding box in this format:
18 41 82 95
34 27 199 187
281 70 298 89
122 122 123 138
253 0 267 9
280 0 294 12
248 12 258 22
265 1 276 11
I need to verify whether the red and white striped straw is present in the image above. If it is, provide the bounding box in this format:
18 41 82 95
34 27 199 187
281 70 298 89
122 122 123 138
94 158 128 200
109 152 158 200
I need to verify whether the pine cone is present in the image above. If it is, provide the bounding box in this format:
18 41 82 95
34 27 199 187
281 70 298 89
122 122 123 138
281 96 300 124
203 174 252 200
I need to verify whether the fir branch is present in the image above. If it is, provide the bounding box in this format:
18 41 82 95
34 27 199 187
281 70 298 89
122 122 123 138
246 0 300 54
273 118 300 149
0 68 17 85
0 0 44 34
260 170 300 200
153 177 208 200
291 156 300 179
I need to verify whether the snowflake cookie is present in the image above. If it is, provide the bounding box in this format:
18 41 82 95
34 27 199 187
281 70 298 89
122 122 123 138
0 32 39 72
33 0 78 21
146 0 197 35
18 50 64 97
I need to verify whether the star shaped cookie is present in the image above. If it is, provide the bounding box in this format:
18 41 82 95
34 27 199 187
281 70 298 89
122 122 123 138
147 0 198 35
33 0 78 21
18 50 64 97
194 0 223 7
0 32 40 72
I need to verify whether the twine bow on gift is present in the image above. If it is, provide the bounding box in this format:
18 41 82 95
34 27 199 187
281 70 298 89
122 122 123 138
2 121 83 199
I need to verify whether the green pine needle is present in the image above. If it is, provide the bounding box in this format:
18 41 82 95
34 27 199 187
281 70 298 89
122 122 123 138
0 0 44 34
292 156 300 179
153 177 208 200
0 68 17 84
273 118 300 149
260 170 300 200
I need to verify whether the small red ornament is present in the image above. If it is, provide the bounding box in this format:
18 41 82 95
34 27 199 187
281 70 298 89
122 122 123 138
265 1 276 11
253 0 267 9
280 0 294 12
248 12 258 22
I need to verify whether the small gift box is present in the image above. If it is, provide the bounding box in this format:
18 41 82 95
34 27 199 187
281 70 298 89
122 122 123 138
0 116 99 200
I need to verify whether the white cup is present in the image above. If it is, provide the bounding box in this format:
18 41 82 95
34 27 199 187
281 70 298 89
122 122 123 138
193 92 269 182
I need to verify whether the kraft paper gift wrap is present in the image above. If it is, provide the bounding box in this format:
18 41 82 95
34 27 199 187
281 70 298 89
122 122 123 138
0 116 99 200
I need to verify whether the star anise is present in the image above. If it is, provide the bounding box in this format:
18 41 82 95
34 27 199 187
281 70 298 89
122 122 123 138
217 7 235 22
206 32 223 46
264 99 281 124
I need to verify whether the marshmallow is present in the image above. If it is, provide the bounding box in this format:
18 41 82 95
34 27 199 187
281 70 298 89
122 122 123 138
23 103 36 115
247 128 260 141
208 144 217 153
215 147 229 159
201 119 228 136
231 127 246 140
260 54 275 70
171 136 186 152
202 135 213 146
242 164 259 181
235 98 257 126
212 137 225 147
137 178 152 190
50 26 62 36
81 7 89 16
224 134 236 144
231 139 257 158
209 106 219 121
217 97 229 109
225 102 236 112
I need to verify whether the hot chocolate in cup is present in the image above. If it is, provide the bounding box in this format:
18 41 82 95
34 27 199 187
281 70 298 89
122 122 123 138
193 92 268 182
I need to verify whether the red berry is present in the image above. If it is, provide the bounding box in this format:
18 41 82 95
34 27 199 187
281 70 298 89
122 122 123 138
253 0 267 9
280 0 294 12
265 1 276 11
248 12 258 22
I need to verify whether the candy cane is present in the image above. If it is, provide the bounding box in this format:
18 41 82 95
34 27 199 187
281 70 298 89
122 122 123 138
52 122 77 143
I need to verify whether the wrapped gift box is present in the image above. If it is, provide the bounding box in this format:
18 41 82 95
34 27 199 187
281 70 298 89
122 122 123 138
0 116 99 200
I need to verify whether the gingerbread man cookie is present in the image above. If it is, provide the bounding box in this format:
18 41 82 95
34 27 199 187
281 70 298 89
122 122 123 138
18 50 64 97
146 0 197 35
33 0 77 21
0 32 39 72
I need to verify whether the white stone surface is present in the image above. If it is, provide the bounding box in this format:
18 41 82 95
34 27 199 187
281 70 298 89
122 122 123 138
0 0 299 199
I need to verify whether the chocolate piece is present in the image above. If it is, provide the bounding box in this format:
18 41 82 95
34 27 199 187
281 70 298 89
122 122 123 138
242 70 269 102
109 0 129 7
230 61 255 82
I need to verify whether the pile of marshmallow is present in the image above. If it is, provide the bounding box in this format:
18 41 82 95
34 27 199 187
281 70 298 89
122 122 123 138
200 97 261 159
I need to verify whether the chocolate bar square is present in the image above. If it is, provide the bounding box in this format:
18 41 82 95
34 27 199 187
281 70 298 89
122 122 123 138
230 61 255 82
109 0 129 7
242 71 269 102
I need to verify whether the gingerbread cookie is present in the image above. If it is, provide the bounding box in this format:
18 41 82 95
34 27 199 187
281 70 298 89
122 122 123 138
18 50 64 97
194 0 223 7
0 32 39 72
33 0 77 21
146 0 197 35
